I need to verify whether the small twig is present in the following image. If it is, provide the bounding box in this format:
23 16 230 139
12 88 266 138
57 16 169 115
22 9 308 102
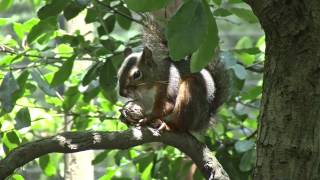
245 130 257 140
236 100 260 109
215 17 242 26
94 0 145 26
237 61 264 73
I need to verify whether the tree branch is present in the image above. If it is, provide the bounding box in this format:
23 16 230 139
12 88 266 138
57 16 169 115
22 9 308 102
0 128 229 180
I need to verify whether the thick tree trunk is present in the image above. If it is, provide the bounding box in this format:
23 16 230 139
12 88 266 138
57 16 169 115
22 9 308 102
246 0 320 179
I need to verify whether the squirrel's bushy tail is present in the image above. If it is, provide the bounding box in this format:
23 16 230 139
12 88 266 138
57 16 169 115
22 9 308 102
207 54 230 114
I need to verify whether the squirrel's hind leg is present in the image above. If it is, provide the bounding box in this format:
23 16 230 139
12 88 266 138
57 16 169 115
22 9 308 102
168 75 211 132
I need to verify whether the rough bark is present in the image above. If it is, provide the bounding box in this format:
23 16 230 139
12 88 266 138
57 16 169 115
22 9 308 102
246 0 320 179
0 128 229 180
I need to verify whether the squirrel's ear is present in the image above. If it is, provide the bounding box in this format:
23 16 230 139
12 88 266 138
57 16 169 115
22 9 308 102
141 47 154 67
124 48 132 57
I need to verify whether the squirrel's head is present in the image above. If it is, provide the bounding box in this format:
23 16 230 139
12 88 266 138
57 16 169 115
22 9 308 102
117 47 157 98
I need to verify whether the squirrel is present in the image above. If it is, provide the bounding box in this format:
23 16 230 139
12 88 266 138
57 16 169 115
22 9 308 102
117 17 229 132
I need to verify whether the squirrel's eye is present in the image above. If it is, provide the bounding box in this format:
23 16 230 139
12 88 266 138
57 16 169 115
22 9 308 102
133 70 142 80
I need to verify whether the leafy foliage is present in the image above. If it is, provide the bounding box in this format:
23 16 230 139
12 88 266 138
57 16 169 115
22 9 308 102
0 0 263 179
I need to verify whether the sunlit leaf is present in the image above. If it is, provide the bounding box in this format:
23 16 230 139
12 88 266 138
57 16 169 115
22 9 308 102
13 23 25 40
3 131 20 152
141 163 153 180
0 18 8 26
0 0 13 11
11 174 24 180
39 155 57 176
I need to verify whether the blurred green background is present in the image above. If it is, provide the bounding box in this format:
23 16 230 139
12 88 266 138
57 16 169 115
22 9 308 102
0 0 264 179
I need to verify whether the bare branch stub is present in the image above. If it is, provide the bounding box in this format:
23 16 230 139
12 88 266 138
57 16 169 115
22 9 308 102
0 129 229 180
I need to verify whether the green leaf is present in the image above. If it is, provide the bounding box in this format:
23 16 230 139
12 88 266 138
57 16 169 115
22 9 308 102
39 155 57 176
0 18 8 26
99 167 117 180
14 108 31 130
0 72 19 112
3 131 20 151
30 70 57 97
63 1 86 20
213 8 232 17
229 0 243 3
99 60 117 92
219 51 237 68
37 0 71 19
104 15 116 33
50 56 75 87
12 71 29 103
27 17 57 44
212 0 222 5
23 18 40 32
124 0 170 12
83 86 100 103
13 23 25 40
239 149 256 172
0 0 13 11
141 163 153 180
241 86 262 100
116 5 132 30
229 8 258 23
166 0 208 60
82 62 103 86
11 174 25 180
63 86 80 111
133 153 154 173
191 0 219 72
233 47 261 55
56 44 74 58
91 150 110 165
232 64 247 80
235 140 255 153
85 8 98 23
